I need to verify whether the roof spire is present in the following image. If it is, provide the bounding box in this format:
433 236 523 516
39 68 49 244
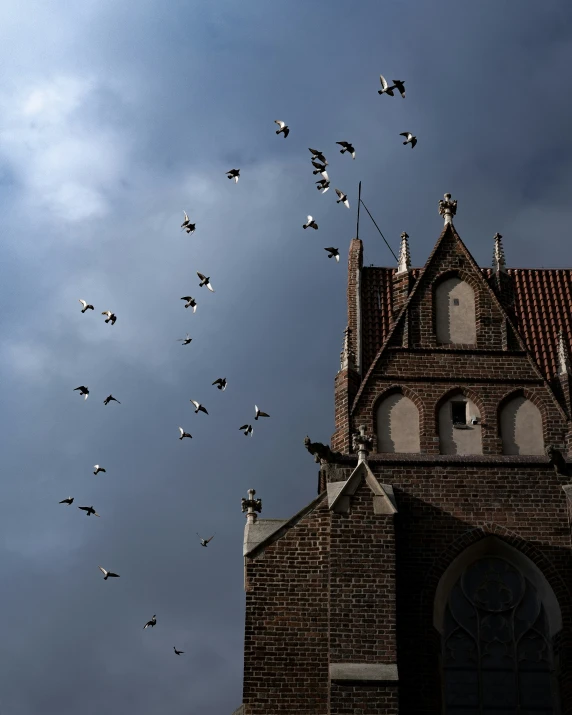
492 232 506 274
241 489 262 525
558 329 570 375
438 193 457 226
397 231 411 274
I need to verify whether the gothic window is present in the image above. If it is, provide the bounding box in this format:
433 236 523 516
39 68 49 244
500 396 544 455
439 395 482 455
436 277 477 345
442 556 557 713
376 393 420 453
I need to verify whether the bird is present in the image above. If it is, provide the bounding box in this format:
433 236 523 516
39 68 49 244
79 299 94 313
311 160 327 175
174 647 184 656
103 394 120 405
177 333 192 346
335 188 350 209
143 615 157 629
212 378 227 391
98 566 120 580
78 506 100 517
400 132 417 148
197 272 214 292
179 427 192 440
255 405 270 420
181 296 197 312
392 79 406 98
197 533 215 547
102 311 116 325
303 216 318 230
181 211 195 234
378 74 395 96
274 120 289 138
93 465 106 475
336 141 356 159
315 179 330 193
317 169 329 182
239 424 253 436
74 386 89 400
59 497 74 505
325 247 340 262
309 148 328 165
226 169 240 183
190 400 208 415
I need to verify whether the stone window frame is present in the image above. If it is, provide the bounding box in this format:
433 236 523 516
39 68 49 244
431 269 481 348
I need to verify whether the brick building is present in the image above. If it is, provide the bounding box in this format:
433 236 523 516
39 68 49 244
233 194 572 714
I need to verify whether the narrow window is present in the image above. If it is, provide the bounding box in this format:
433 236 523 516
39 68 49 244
451 401 467 426
453 298 459 306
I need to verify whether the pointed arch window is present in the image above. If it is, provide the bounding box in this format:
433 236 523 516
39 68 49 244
442 555 559 713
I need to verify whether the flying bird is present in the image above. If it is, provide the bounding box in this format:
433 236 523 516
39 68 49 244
93 465 106 475
378 74 395 96
59 497 74 505
336 141 356 159
143 615 157 629
103 394 120 405
78 506 100 517
74 386 89 400
79 299 94 313
335 189 350 209
400 132 417 148
174 647 184 655
309 148 328 165
212 378 227 391
226 169 240 183
303 216 318 230
255 405 270 420
190 400 208 415
325 247 340 262
177 333 192 346
311 160 327 175
392 79 406 98
98 566 120 580
179 427 192 440
197 533 215 547
274 120 289 138
239 424 253 436
315 179 330 193
181 211 195 234
197 272 214 292
181 296 197 312
102 311 116 325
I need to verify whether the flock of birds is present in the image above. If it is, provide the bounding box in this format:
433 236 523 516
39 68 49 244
63 71 410 659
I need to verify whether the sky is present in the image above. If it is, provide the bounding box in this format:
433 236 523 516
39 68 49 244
0 1 572 712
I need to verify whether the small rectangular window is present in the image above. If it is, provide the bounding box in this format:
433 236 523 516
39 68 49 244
453 298 460 306
451 401 467 426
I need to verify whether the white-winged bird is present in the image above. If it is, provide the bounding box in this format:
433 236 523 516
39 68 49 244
335 188 350 209
325 247 340 262
181 296 197 312
190 400 208 415
79 299 94 313
274 120 289 138
336 141 355 159
102 311 117 325
93 465 106 475
179 427 192 440
378 74 395 96
74 386 89 400
400 132 417 148
255 405 270 420
239 424 253 436
311 160 327 175
315 179 330 193
181 211 195 234
99 566 120 580
226 169 240 183
303 216 318 230
197 272 214 292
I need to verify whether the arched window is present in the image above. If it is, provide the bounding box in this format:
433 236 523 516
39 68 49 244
500 395 544 455
435 277 477 344
438 394 482 455
376 392 420 453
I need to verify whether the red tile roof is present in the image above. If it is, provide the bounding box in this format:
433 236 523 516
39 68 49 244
361 267 572 381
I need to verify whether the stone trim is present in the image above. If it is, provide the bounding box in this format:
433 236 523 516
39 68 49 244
330 663 399 683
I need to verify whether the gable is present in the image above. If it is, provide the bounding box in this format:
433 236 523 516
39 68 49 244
329 460 397 515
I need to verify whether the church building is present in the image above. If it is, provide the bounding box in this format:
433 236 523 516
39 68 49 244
233 194 572 714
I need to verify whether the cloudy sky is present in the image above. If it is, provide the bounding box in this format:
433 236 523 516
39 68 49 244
1 1 572 712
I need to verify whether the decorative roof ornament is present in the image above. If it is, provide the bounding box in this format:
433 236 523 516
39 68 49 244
352 425 373 462
340 325 355 371
438 193 457 226
241 489 262 525
558 329 571 376
492 232 506 274
397 231 411 274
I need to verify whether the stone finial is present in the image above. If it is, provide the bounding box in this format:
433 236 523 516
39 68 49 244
492 233 506 274
558 329 570 376
438 193 457 225
241 489 262 525
340 325 355 371
352 425 373 462
397 232 411 274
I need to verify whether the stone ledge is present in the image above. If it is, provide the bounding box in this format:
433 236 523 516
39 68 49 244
330 662 398 683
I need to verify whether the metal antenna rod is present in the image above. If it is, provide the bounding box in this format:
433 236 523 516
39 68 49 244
356 181 362 239
359 197 398 262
